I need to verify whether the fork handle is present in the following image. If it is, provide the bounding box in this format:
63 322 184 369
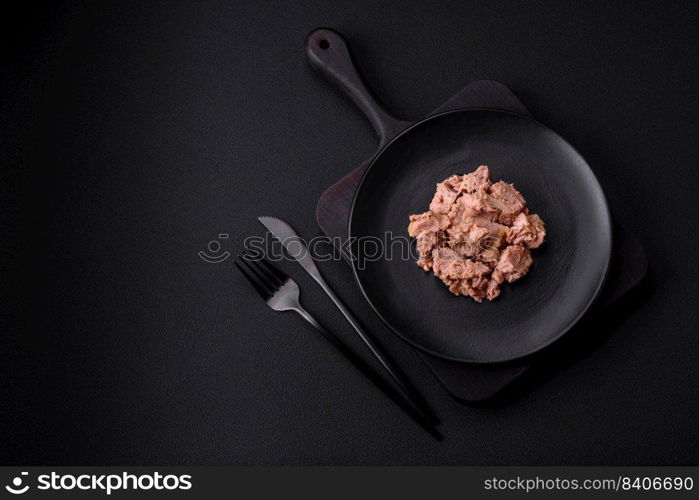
291 306 442 441
295 306 327 335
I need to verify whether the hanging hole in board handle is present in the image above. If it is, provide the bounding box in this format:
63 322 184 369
305 27 409 145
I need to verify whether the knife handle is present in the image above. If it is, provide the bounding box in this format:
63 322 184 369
312 273 439 425
293 305 442 440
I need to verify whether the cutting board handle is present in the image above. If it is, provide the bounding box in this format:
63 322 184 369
306 28 409 146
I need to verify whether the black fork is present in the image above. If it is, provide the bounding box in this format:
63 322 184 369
235 251 443 441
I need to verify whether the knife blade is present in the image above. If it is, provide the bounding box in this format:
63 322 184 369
258 216 324 282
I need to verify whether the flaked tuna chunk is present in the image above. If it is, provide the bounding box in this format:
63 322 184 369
432 247 489 280
462 215 509 249
407 211 449 237
447 224 490 258
507 212 546 249
446 214 507 262
487 181 526 225
495 245 533 283
431 248 491 301
415 231 438 270
486 279 501 300
446 220 506 264
407 165 545 302
460 165 492 193
455 190 500 221
429 176 462 214
478 241 502 266
460 284 487 302
491 269 505 284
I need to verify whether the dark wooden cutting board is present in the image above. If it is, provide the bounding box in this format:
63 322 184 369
309 28 648 401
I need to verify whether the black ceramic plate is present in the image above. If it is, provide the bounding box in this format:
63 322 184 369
349 109 612 363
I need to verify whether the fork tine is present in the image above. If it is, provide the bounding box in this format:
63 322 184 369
258 256 288 285
243 250 285 288
240 254 279 293
234 258 272 299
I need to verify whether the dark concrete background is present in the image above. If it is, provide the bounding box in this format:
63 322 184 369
2 0 698 464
